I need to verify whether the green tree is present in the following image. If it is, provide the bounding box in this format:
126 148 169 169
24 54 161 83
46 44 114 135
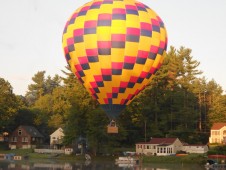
192 77 209 132
25 71 46 105
45 74 62 94
25 71 62 106
62 66 97 146
32 86 71 132
207 80 226 124
172 47 201 132
125 47 203 143
85 108 108 155
0 78 20 132
14 108 36 127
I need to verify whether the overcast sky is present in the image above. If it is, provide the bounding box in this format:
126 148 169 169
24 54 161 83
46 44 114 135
0 0 226 95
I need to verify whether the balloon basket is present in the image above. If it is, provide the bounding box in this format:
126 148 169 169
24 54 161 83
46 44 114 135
107 120 118 134
107 126 118 133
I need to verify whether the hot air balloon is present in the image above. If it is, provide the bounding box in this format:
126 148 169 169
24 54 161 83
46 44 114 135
62 0 167 133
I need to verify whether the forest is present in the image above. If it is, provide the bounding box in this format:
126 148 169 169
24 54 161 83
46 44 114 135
1 46 226 154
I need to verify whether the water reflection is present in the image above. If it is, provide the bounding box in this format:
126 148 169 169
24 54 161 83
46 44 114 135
0 160 206 170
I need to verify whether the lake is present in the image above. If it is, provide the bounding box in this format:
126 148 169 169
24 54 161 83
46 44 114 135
0 160 207 170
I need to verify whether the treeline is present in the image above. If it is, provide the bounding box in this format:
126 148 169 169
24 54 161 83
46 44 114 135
1 46 226 154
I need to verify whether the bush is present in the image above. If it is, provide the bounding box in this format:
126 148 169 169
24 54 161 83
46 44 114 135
208 145 226 155
0 142 9 150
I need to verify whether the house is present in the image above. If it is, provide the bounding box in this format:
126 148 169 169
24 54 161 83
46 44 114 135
50 127 64 149
209 123 226 144
0 132 9 142
8 125 44 149
183 144 209 154
136 138 183 156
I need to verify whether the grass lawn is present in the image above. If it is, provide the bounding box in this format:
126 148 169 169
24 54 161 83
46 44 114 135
0 148 116 162
0 148 81 161
142 154 207 164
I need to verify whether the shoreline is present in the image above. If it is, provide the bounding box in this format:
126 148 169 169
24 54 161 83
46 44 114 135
0 151 207 165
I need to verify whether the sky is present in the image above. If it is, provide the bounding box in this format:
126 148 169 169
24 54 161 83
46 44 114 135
0 0 226 95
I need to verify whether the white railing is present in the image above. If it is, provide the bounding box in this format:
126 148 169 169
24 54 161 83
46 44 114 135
34 149 64 154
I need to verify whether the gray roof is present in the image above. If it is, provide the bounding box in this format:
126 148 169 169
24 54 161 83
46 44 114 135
19 125 44 138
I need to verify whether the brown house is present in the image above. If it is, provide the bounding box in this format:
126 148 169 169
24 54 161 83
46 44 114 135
9 125 44 149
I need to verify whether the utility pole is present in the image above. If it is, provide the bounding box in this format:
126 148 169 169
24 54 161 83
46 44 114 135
144 120 147 142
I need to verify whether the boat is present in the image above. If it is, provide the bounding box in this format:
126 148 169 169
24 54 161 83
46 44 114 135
115 156 139 165
85 154 91 161
205 159 226 169
208 154 226 159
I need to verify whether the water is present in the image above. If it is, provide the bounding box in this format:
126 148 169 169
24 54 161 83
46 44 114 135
0 160 207 170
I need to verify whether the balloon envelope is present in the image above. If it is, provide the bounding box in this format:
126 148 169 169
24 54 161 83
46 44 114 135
62 0 167 119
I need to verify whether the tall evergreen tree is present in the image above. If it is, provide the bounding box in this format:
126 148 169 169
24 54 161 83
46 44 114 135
207 80 226 125
25 71 46 105
0 78 20 132
61 66 97 145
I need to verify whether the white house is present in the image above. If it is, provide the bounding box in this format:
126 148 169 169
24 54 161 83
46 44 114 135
209 123 226 144
183 144 208 154
136 138 183 156
50 127 64 149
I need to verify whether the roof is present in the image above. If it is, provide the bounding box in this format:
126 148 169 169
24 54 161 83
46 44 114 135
183 144 207 146
211 123 226 130
136 138 178 145
18 125 44 138
149 138 178 145
50 127 64 137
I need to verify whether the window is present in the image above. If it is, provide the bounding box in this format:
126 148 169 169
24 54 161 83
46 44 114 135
223 130 226 136
12 137 17 142
22 137 28 142
18 129 22 136
212 131 219 136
